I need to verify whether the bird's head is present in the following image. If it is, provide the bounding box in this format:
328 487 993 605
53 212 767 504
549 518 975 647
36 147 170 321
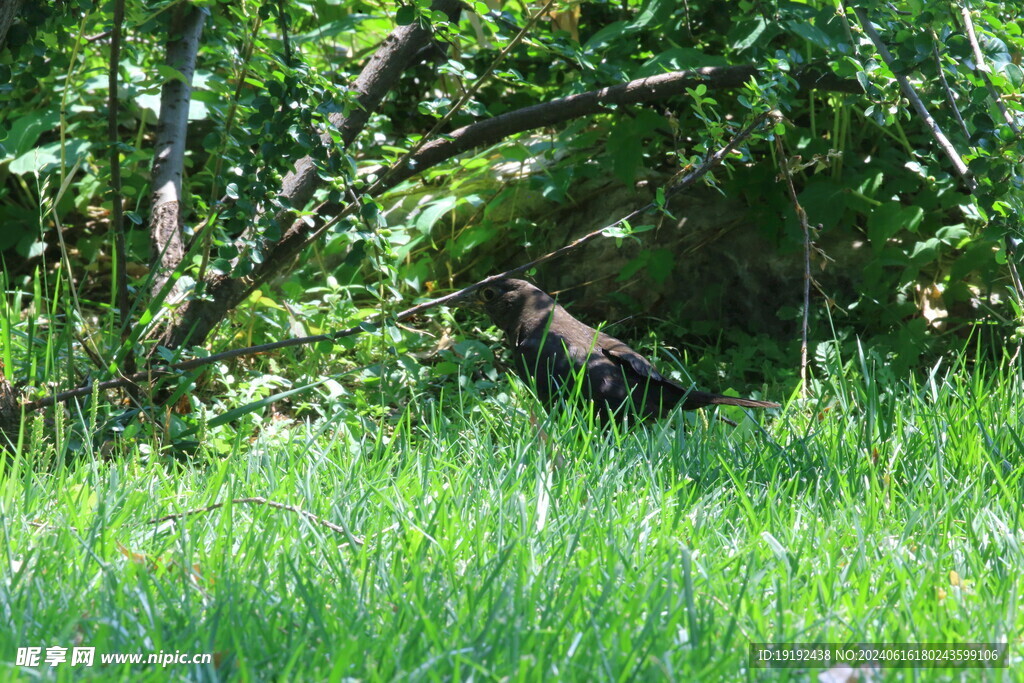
455 278 555 337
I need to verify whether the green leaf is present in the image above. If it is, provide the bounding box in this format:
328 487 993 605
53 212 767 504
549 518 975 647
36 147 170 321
8 140 89 175
603 221 633 240
909 237 940 261
868 203 924 247
797 179 847 232
452 225 496 258
936 224 970 246
432 361 460 376
855 71 871 93
2 110 60 159
618 254 647 281
606 110 664 185
628 0 675 30
636 48 729 77
786 20 833 50
155 64 188 83
729 17 770 52
1002 63 1023 88
359 201 382 225
583 21 631 52
415 196 459 234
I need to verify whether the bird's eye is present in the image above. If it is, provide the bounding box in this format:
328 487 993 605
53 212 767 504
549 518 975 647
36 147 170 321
480 286 498 302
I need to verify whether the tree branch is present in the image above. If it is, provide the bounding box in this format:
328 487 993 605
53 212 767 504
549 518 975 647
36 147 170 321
239 0 465 247
852 6 977 192
773 132 814 398
930 29 971 143
154 1 463 352
959 6 1020 137
372 67 792 196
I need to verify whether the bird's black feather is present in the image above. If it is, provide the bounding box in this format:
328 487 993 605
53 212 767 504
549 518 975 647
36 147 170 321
458 279 779 421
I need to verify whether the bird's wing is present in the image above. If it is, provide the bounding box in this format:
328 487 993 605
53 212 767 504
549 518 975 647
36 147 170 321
599 337 675 386
598 336 697 417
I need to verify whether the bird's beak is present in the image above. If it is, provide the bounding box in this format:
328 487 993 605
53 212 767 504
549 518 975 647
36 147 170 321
450 287 482 310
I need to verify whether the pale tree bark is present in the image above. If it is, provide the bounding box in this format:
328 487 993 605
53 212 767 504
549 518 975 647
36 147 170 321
149 2 207 296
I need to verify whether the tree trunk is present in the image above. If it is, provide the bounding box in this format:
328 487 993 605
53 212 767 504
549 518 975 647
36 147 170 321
149 3 207 296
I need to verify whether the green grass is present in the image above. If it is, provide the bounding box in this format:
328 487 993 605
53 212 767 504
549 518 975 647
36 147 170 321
2 352 1022 681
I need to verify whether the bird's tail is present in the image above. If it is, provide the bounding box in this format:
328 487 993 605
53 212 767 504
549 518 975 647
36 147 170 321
706 395 780 409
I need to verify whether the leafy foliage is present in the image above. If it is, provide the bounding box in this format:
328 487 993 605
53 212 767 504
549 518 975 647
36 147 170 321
0 0 1021 448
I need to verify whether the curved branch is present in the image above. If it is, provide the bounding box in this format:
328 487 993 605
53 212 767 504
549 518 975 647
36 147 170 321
373 66 849 195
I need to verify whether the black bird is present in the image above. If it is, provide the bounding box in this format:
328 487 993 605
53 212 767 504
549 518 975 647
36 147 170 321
457 279 780 421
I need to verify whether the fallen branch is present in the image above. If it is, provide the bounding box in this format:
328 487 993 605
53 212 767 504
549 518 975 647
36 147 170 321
145 496 364 547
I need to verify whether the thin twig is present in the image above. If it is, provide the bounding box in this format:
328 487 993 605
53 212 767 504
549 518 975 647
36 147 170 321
773 131 814 398
33 497 384 551
145 496 364 547
930 30 971 142
108 0 131 376
852 6 977 192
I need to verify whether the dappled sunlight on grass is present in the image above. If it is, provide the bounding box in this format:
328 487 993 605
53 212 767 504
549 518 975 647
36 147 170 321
2 355 1022 679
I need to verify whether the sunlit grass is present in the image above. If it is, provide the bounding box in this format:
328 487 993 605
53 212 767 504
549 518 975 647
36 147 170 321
1 350 1022 681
